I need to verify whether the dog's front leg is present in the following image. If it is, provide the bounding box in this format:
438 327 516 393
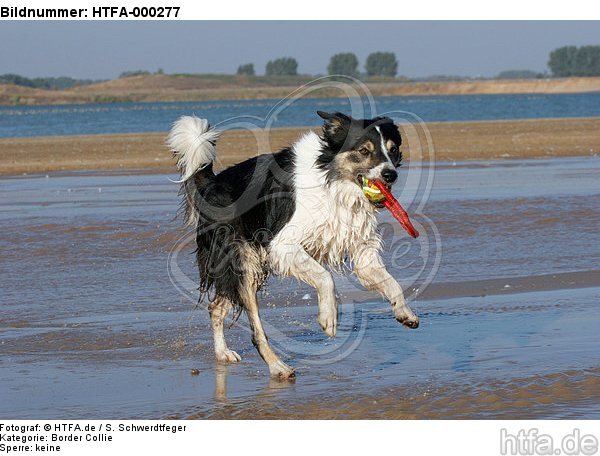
352 242 419 328
270 243 338 337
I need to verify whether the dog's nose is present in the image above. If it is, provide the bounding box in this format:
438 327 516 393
381 168 398 184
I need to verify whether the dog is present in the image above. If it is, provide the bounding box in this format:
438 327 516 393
168 111 419 379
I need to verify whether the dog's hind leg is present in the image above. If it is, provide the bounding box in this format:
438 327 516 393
242 288 295 379
352 241 419 329
209 297 241 363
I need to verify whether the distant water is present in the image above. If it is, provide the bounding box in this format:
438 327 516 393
1 92 599 138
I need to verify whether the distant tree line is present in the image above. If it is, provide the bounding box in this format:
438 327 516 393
326 51 399 77
237 51 399 78
325 51 399 77
0 73 96 90
548 45 600 77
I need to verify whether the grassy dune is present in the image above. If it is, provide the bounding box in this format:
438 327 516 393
1 117 599 175
1 74 600 106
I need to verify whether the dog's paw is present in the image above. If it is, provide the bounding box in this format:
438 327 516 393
393 305 420 329
398 315 419 328
215 349 241 363
318 310 337 338
269 360 296 380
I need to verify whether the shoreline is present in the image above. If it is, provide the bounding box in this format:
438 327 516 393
346 270 600 304
1 117 599 175
252 270 600 311
2 75 600 106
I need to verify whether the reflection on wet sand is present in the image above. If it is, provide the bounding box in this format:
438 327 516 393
201 367 600 419
214 365 229 403
213 362 297 410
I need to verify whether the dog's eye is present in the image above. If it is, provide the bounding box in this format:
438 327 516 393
359 147 370 155
390 146 398 155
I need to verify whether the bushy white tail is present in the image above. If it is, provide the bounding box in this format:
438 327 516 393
167 116 220 181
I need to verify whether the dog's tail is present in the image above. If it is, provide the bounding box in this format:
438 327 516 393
168 116 220 181
167 116 220 226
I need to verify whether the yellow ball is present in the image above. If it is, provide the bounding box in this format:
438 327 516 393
361 177 385 203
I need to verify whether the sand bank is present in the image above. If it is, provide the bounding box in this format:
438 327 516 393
2 75 600 106
1 117 599 175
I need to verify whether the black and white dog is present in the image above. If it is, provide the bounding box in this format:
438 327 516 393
168 111 419 378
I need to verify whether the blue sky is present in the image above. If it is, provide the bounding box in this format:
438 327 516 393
1 21 598 79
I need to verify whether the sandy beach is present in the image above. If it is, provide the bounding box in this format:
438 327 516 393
1 117 599 175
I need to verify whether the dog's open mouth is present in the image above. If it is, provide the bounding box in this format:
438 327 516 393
356 173 391 190
358 175 419 238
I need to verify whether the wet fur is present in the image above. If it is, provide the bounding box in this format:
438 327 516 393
169 111 418 378
187 150 296 307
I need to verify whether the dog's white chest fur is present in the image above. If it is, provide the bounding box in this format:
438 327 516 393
270 132 378 269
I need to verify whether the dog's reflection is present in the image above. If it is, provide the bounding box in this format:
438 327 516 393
214 363 295 402
214 364 229 402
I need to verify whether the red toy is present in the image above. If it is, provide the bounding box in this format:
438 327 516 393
362 178 419 238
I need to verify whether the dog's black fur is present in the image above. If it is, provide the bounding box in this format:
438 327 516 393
187 148 296 307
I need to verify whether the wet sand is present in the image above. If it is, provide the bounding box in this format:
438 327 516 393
1 156 599 419
1 117 599 175
3 288 599 419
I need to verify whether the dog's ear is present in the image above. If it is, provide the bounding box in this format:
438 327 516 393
374 116 394 126
317 111 351 142
374 116 402 144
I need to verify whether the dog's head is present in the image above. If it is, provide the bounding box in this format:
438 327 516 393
315 111 402 190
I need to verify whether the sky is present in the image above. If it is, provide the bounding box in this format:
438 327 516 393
1 21 599 79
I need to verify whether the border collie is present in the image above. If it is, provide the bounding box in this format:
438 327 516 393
168 111 419 379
